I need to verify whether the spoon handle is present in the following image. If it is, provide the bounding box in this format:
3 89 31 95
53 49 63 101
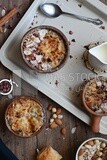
62 12 103 25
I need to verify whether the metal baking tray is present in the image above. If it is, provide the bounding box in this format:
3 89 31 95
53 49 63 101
1 0 107 134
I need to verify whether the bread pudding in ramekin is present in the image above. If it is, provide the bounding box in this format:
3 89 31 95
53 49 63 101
5 96 45 137
21 26 69 73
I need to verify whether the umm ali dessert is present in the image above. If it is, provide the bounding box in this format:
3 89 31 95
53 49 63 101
21 26 68 72
5 96 45 137
83 77 107 115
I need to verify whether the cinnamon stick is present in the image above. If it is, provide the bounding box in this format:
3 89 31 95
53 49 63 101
0 8 17 27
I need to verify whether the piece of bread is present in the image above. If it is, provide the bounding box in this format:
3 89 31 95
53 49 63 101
37 146 62 160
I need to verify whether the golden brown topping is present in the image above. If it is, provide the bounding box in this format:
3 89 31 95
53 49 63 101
5 97 44 137
21 27 67 72
84 78 107 114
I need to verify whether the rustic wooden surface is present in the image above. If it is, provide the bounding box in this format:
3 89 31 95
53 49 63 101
0 1 107 160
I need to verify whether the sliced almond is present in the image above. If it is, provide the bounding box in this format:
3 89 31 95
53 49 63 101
54 118 62 126
50 122 58 129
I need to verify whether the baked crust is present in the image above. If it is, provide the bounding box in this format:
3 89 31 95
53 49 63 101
21 27 67 72
84 78 107 114
5 96 44 137
37 146 62 160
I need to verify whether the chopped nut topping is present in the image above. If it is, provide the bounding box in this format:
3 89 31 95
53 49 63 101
84 77 107 114
21 27 67 72
78 139 107 160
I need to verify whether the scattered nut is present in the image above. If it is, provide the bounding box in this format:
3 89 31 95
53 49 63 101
57 114 63 119
94 140 100 144
50 118 54 123
48 105 64 131
56 108 62 115
52 107 57 113
87 140 94 146
61 127 67 136
101 142 106 148
54 118 62 126
52 114 57 119
47 104 52 111
50 122 58 129
78 149 84 156
96 151 103 157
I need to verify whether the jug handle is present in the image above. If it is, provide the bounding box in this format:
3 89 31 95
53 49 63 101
91 116 102 133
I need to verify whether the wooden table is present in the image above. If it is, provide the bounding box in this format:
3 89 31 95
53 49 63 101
0 1 107 160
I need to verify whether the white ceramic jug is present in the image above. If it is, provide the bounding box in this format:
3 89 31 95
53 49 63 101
88 42 107 71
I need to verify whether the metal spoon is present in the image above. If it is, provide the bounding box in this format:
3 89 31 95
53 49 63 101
39 3 103 25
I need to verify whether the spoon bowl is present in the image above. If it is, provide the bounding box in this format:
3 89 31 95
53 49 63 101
39 3 103 25
40 3 62 18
